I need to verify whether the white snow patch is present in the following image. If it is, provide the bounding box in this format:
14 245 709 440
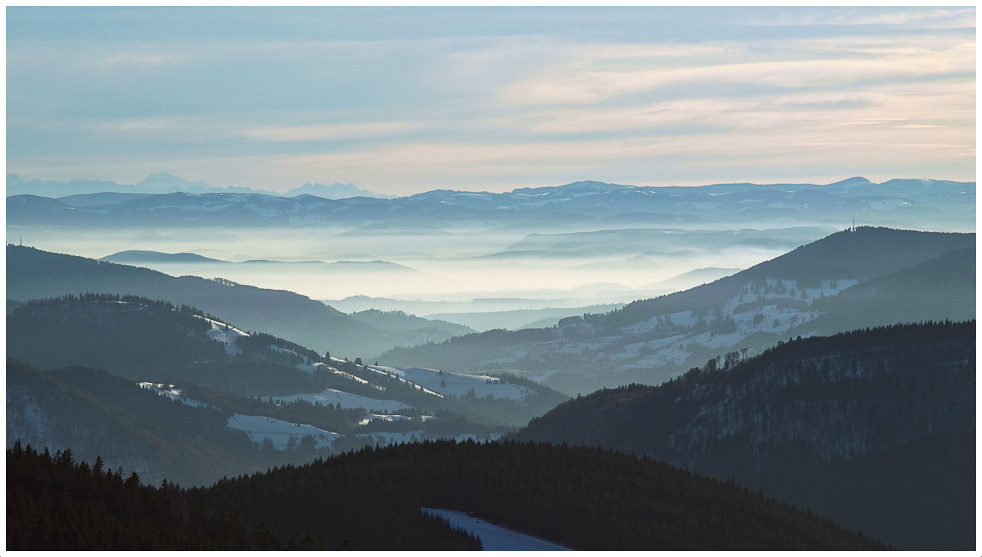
139 382 211 408
295 361 332 374
202 317 249 355
421 508 571 551
668 310 699 328
370 365 531 400
623 316 662 334
358 413 435 426
322 358 372 385
227 413 339 451
272 389 410 412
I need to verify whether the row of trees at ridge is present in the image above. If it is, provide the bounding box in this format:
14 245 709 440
9 436 886 551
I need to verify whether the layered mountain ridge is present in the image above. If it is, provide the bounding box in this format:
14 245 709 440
381 227 975 394
6 245 461 359
7 294 567 486
6 172 391 199
7 177 974 229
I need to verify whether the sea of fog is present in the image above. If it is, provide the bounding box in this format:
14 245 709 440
8 224 836 312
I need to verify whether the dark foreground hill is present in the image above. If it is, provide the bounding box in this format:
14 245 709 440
8 439 886 551
512 321 976 550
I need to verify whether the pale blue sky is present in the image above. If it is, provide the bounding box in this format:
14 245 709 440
6 7 976 195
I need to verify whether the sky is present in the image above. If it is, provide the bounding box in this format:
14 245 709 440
6 6 976 196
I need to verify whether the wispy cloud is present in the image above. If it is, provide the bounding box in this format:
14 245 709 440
512 79 973 136
243 122 417 142
745 7 975 29
85 114 419 145
6 7 976 193
85 49 187 70
499 37 974 106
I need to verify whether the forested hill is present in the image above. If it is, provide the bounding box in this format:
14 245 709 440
8 439 887 551
6 293 327 394
5 244 454 359
604 226 974 323
381 227 975 394
512 321 976 549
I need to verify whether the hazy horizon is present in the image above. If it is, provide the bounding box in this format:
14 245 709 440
7 7 975 196
7 172 977 200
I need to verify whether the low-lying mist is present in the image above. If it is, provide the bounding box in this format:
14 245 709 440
7 223 836 316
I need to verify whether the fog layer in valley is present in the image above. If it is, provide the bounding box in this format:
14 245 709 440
8 223 833 320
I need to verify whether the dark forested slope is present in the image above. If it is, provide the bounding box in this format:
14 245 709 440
8 438 887 551
7 295 569 486
512 321 976 549
7 244 410 358
6 441 480 551
5 359 338 487
6 294 326 395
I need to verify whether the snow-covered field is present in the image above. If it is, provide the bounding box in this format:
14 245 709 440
202 317 249 355
358 413 435 426
545 277 860 375
371 365 534 400
421 508 571 551
139 382 211 408
226 413 339 450
225 412 487 452
272 389 410 413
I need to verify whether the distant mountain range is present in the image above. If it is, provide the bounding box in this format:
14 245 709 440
511 321 976 550
100 250 417 273
101 250 223 263
7 177 974 229
6 172 392 199
380 227 975 394
284 181 394 199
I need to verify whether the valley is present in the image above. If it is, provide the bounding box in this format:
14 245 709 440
7 294 563 486
7 6 977 551
6 178 976 551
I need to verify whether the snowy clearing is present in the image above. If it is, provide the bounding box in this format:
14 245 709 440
499 276 860 377
201 317 249 355
226 413 339 451
138 382 211 408
371 365 533 400
421 508 571 551
272 389 410 413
